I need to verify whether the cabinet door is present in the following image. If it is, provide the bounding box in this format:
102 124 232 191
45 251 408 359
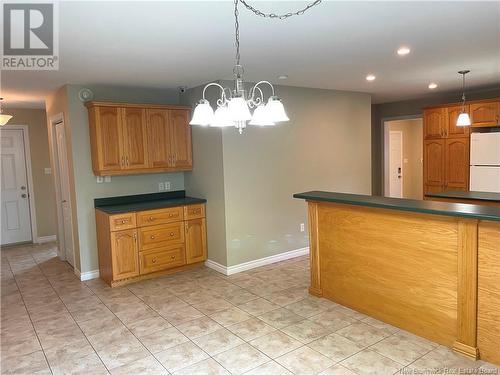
96 106 124 171
110 229 139 281
121 108 149 169
446 105 470 138
185 218 207 264
146 109 172 168
444 138 469 191
424 139 445 192
423 108 446 139
170 110 192 169
470 102 499 127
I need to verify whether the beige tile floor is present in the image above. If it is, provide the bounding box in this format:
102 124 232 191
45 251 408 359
1 242 499 375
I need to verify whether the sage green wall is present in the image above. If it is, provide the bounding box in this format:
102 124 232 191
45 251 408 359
182 83 228 266
183 83 372 267
61 84 184 273
2 108 57 237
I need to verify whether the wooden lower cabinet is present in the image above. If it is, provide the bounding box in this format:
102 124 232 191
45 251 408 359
110 229 139 280
185 218 207 264
96 203 207 286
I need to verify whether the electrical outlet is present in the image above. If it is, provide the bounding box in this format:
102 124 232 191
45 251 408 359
158 182 165 191
96 176 104 183
300 223 305 232
165 181 171 191
44 167 52 175
104 176 111 183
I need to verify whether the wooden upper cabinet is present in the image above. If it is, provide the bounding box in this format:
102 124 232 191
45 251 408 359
146 109 172 168
424 139 445 192
470 101 500 127
170 110 192 169
424 108 446 139
86 102 192 175
110 229 139 281
90 106 123 172
444 138 469 191
446 105 470 138
121 108 149 169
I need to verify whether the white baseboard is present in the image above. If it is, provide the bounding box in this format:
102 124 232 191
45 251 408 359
36 235 57 244
74 268 100 281
205 247 309 276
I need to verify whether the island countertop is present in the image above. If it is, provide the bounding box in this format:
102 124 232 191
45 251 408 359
293 191 500 222
425 190 500 202
94 190 206 214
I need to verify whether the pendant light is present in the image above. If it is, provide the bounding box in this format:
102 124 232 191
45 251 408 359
189 0 322 134
0 98 13 126
456 70 471 127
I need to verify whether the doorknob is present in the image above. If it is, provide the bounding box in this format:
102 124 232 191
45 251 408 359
20 186 26 190
21 194 27 198
62 200 67 203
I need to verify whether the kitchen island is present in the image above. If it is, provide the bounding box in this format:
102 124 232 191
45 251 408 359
294 191 500 365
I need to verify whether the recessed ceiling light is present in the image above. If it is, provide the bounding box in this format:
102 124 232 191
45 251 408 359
397 46 411 55
277 75 288 80
366 74 376 81
428 82 438 89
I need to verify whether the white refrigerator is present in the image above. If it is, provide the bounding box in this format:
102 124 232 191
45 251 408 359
470 132 500 193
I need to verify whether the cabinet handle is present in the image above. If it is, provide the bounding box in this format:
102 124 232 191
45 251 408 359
126 156 129 167
120 157 124 168
121 219 128 224
150 235 155 240
171 255 175 260
133 232 137 241
168 213 174 217
152 258 156 263
148 216 155 221
170 232 174 237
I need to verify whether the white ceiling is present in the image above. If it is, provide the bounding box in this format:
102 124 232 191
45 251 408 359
2 1 500 108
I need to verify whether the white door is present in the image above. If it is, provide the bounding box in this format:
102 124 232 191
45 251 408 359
389 131 403 198
55 123 75 267
1 129 32 245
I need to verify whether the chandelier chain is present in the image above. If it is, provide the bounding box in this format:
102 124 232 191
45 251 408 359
239 0 322 20
234 0 241 67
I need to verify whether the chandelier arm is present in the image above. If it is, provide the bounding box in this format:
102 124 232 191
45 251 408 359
249 80 276 103
239 0 322 20
202 82 227 101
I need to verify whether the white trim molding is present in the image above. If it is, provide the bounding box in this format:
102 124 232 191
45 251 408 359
74 268 100 281
205 247 309 276
36 235 57 244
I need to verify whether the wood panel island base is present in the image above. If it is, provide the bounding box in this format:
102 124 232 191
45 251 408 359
294 191 500 366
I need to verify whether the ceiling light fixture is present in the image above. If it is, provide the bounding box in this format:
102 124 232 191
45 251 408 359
428 83 438 90
189 0 322 134
456 70 471 127
366 74 376 81
397 46 411 55
277 75 289 80
0 98 13 126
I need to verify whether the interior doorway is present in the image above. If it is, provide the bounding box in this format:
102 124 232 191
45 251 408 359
50 115 75 267
0 126 37 245
384 118 424 200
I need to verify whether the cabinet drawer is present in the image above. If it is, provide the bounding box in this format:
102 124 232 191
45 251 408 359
140 245 185 274
139 222 184 250
109 213 137 231
184 204 205 220
137 206 184 227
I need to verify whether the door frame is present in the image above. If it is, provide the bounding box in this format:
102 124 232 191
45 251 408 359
387 130 403 198
48 113 75 265
382 115 422 197
0 125 38 244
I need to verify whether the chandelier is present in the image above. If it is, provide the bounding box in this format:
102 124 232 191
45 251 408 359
189 0 322 134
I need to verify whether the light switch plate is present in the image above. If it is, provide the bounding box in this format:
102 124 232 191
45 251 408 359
96 176 104 183
44 167 52 175
158 182 165 191
104 176 111 183
165 181 171 191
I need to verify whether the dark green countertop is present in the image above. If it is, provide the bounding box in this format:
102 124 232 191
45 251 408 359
425 191 500 202
293 191 500 222
94 191 206 214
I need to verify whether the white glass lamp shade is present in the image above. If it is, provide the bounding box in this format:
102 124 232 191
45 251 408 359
189 100 214 126
211 106 234 127
228 97 252 121
265 96 289 122
456 112 471 127
0 114 13 126
249 105 275 126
